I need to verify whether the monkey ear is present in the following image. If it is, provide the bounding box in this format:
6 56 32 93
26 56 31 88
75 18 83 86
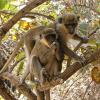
58 17 63 23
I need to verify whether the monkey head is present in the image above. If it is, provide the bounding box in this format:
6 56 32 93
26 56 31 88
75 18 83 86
56 13 80 39
41 28 58 47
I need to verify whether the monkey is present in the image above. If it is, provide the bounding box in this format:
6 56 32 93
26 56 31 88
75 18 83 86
29 28 62 85
54 13 88 57
26 28 63 100
0 13 88 100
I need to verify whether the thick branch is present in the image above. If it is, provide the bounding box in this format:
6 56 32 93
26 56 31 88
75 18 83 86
1 73 37 100
0 10 54 21
61 49 100 80
0 79 17 100
37 48 100 90
0 0 48 40
2 49 100 92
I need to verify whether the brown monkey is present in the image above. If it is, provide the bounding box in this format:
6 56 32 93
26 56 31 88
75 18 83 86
29 28 62 85
27 28 63 100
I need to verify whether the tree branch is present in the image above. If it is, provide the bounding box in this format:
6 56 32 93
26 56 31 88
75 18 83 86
0 79 17 100
1 73 37 100
8 56 25 73
0 10 54 21
62 48 100 80
0 0 48 41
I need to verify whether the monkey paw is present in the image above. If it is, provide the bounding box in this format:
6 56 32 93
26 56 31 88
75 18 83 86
82 37 89 43
41 68 49 78
40 68 50 85
53 74 64 84
52 77 64 84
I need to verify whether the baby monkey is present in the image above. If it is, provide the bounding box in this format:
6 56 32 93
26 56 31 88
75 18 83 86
29 28 63 85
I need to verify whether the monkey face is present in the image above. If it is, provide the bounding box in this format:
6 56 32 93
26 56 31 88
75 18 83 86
45 34 57 44
58 13 80 34
42 28 58 45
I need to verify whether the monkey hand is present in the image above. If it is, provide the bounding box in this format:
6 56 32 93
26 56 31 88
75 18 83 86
40 68 50 86
82 37 89 43
52 74 64 84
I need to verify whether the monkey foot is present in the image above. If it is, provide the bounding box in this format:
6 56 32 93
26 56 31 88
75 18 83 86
52 77 64 84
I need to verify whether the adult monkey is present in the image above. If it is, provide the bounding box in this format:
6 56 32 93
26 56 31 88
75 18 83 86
0 13 88 100
29 28 63 85
29 28 63 100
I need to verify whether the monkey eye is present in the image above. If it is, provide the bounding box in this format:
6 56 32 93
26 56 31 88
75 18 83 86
64 24 69 27
72 23 77 27
65 23 77 28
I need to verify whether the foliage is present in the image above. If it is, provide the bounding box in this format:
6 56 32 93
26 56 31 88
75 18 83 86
0 0 8 9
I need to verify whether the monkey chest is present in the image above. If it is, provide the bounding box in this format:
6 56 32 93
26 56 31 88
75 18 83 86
38 46 55 65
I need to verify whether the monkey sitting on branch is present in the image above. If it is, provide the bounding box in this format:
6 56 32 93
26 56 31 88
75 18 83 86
28 28 63 86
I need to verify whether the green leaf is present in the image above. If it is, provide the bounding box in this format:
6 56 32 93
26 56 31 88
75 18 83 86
19 61 24 71
0 0 8 9
16 52 25 61
89 39 96 45
16 61 24 75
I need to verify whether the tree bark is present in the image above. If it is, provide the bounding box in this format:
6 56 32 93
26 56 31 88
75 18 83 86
0 79 17 100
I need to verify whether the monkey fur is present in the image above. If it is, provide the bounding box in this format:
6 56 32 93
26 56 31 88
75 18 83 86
29 28 63 85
